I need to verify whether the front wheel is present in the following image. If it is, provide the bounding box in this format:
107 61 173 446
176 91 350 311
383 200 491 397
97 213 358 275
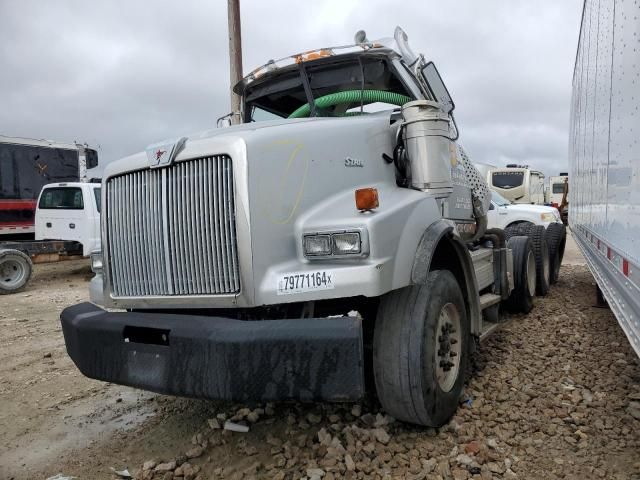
373 270 469 427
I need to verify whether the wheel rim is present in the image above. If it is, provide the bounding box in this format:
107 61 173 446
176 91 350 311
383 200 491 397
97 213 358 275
434 302 462 392
0 258 27 289
526 251 536 296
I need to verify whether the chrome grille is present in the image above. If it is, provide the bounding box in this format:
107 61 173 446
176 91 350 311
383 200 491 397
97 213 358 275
107 155 240 297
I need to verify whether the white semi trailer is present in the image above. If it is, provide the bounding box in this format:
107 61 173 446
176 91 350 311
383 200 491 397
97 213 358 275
569 0 640 357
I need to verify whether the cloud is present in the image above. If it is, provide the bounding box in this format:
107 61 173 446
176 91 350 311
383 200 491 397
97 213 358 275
0 0 583 178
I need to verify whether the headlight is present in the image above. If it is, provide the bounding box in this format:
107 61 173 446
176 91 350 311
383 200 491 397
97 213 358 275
90 252 103 273
303 235 331 256
540 213 556 222
303 230 365 258
332 232 361 255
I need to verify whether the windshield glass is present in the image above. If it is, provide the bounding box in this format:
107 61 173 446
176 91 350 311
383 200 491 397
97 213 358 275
492 171 524 189
491 191 511 206
244 56 413 122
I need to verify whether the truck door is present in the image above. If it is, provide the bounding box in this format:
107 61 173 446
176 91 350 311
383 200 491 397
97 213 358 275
35 186 87 244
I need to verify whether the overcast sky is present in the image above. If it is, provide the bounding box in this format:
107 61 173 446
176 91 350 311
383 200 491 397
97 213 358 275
0 0 583 177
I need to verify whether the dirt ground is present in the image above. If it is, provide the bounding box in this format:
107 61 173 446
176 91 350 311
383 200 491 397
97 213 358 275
1 234 639 480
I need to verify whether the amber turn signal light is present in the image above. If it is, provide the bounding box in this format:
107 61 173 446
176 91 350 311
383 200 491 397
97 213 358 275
355 188 379 211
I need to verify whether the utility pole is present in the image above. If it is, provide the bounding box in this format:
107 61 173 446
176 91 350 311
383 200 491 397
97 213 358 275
228 0 243 124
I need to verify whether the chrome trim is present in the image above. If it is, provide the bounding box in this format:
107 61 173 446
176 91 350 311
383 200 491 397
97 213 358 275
106 155 240 297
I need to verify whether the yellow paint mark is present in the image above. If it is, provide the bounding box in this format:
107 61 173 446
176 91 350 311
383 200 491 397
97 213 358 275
259 139 309 225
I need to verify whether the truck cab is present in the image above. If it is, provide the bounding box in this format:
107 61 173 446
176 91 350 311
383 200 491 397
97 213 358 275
60 27 542 427
35 182 101 256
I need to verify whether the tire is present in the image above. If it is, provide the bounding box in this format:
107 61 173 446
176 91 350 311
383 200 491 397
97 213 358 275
373 270 469 427
0 249 33 295
504 222 533 242
527 225 550 296
506 236 536 313
546 223 566 284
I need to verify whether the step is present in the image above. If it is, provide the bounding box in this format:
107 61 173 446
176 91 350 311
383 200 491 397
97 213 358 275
479 293 502 310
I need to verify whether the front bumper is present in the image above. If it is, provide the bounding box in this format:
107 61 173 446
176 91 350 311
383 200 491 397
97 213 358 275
61 303 365 402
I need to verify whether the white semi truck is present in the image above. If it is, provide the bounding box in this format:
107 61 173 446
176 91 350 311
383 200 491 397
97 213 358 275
60 28 564 427
569 0 640 357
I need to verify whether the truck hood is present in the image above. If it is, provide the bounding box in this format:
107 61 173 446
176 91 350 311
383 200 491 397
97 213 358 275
503 203 557 214
103 114 395 179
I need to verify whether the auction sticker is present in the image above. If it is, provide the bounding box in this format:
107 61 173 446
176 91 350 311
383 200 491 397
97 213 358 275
277 270 335 295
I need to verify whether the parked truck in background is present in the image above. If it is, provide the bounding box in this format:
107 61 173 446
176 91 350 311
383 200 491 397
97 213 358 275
0 182 101 294
59 27 565 427
547 173 568 205
487 164 546 205
0 136 99 238
569 0 640 357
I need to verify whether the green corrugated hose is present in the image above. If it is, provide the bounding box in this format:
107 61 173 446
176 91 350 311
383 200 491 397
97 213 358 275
288 89 412 119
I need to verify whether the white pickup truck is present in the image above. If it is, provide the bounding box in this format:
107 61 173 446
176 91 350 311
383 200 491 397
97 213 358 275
35 182 101 256
0 182 101 294
487 191 562 230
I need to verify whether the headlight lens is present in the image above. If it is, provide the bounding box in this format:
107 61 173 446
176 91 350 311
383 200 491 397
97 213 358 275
303 235 331 256
332 232 361 254
90 252 103 272
303 231 363 258
540 213 556 222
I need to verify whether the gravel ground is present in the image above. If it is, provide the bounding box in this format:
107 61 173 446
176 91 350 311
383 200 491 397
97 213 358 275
2 237 640 480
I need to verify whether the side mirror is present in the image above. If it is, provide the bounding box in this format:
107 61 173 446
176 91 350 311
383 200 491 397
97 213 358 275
421 62 455 114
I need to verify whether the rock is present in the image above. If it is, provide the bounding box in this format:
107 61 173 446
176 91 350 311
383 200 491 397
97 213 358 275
422 458 437 473
234 407 251 420
246 411 260 423
43 352 52 358
207 418 221 429
451 467 469 480
185 446 204 459
317 428 332 446
351 404 362 417
306 467 325 478
627 401 640 420
372 428 390 445
154 461 176 473
464 441 481 455
142 460 157 471
486 438 498 450
374 413 394 427
328 414 341 423
456 454 473 466
345 454 356 471
307 412 322 424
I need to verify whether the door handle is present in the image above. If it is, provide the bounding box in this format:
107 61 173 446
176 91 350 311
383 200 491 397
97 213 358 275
69 223 76 229
46 222 52 228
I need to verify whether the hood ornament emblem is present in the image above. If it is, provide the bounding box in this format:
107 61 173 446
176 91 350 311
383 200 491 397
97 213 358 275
146 137 187 168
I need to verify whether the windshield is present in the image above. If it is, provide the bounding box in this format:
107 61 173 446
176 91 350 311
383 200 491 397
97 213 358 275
492 171 524 189
244 56 413 122
491 190 511 206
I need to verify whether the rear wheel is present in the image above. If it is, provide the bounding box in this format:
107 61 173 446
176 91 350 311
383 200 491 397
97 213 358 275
373 270 469 427
546 223 567 284
506 236 536 313
0 249 33 295
527 225 550 296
